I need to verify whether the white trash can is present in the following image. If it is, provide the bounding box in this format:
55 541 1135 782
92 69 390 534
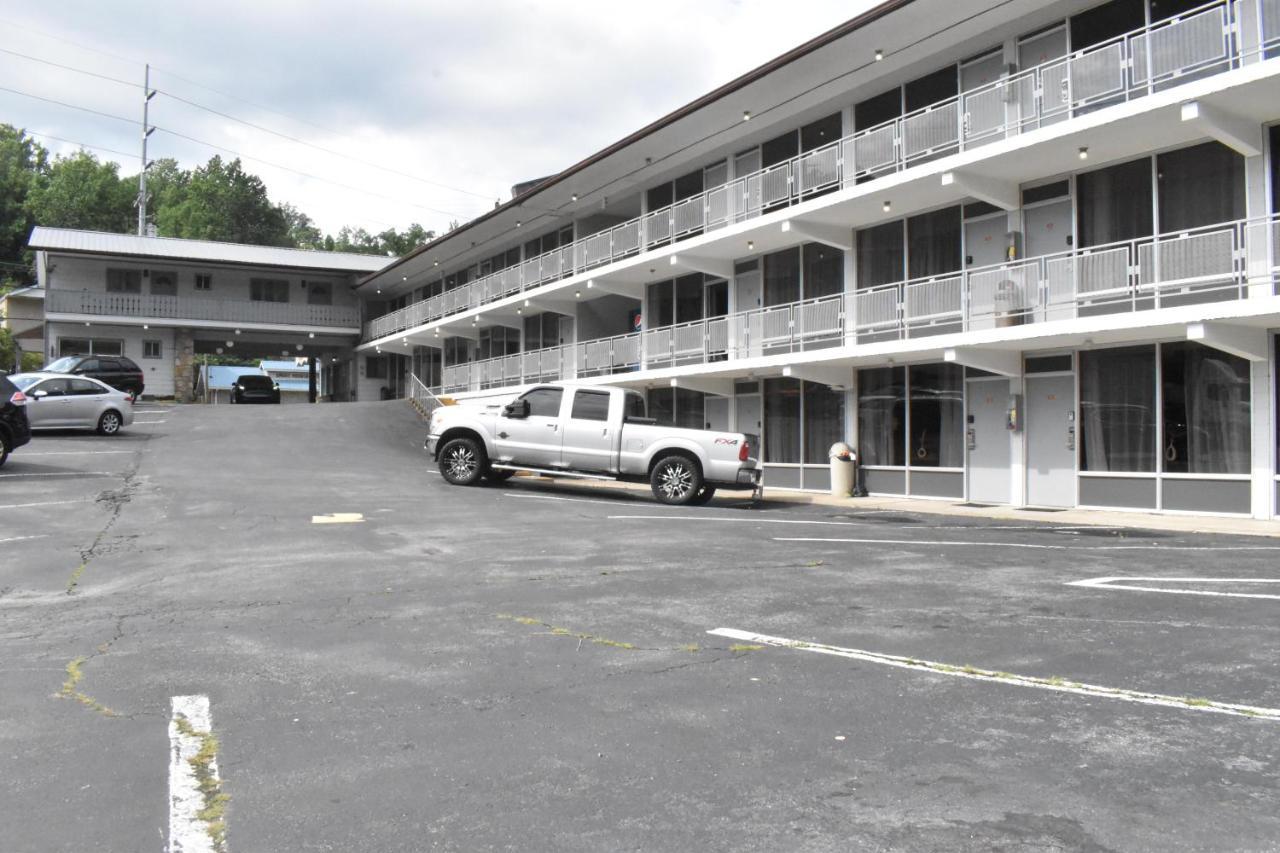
829 442 855 497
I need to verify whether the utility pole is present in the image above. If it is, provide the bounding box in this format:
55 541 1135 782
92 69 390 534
137 64 157 236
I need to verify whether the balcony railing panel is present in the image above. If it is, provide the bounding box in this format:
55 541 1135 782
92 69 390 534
47 289 360 328
366 0 1268 344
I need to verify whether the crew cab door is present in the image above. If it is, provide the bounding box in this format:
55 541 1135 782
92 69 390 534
493 386 564 468
560 388 616 473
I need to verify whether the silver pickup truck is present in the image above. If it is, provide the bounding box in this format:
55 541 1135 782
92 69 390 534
425 382 762 505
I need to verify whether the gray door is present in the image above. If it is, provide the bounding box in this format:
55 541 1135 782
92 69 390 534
66 378 108 428
1024 199 1074 320
965 215 1007 270
560 388 615 472
734 269 763 358
966 377 1011 504
493 387 565 468
735 394 761 438
705 396 729 431
26 377 73 427
1025 374 1076 507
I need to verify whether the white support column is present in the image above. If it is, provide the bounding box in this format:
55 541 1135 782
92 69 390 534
1250 354 1274 519
1009 375 1027 507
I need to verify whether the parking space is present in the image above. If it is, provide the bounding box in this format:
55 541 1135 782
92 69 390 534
2 400 1277 852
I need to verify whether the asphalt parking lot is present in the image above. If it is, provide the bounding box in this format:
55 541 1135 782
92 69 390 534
2 400 1278 852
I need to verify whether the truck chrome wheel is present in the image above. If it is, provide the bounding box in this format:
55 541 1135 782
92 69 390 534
651 455 702 505
439 437 485 486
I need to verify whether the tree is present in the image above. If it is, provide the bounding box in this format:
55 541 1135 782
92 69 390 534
282 204 324 250
25 150 134 234
155 156 290 246
376 223 434 256
0 125 46 286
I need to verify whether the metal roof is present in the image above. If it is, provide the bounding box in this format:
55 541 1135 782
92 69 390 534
28 227 393 274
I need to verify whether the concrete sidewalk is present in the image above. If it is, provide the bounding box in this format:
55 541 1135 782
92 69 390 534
514 473 1280 538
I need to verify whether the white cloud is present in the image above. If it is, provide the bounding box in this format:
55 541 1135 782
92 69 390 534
0 0 878 237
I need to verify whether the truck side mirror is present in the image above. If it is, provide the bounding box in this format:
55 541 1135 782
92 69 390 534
503 399 530 419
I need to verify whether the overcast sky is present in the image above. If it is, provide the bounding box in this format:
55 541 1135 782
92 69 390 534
1 1 878 238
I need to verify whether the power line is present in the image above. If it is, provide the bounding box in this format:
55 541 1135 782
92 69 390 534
155 88 494 202
0 39 495 205
0 45 142 89
0 82 467 219
23 129 138 160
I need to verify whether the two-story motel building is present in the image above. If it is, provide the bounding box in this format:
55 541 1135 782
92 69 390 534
28 228 390 401
355 0 1280 518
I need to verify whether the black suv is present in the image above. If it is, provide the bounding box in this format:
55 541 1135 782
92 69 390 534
0 372 32 468
231 374 281 404
44 355 145 397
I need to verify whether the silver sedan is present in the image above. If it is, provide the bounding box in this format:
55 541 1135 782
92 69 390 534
9 373 136 435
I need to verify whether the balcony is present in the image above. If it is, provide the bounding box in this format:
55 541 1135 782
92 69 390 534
439 213 1280 394
45 289 361 331
367 0 1278 345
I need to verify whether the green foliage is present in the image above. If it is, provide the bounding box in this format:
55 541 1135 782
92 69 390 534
0 125 46 285
26 150 135 233
0 326 16 372
155 156 290 246
0 134 434 275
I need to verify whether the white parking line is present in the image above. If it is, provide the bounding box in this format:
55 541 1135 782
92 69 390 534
773 536 1280 551
1067 577 1280 600
707 628 1280 720
0 499 93 510
0 471 116 478
168 694 225 853
20 450 133 456
0 535 50 545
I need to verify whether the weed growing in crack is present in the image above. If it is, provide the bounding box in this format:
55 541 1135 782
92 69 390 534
174 714 230 852
729 644 764 652
58 657 115 717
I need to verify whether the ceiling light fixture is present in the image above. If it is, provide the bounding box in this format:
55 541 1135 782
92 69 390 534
235 329 241 335
571 193 579 202
874 49 884 61
1078 146 1089 160
747 240 754 251
575 290 581 298
742 110 751 122
882 200 892 212
308 332 315 339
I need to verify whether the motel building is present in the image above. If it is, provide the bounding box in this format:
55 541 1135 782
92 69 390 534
27 228 390 401
354 0 1280 519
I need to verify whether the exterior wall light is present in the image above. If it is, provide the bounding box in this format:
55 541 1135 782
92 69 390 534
1078 146 1089 160
875 49 884 61
747 240 754 251
571 193 579 202
882 201 892 212
742 110 751 121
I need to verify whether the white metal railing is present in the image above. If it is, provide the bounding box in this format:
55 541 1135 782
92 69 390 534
436 213 1278 394
47 288 361 328
370 0 1267 345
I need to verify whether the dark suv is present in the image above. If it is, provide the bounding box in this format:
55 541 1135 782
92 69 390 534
0 372 32 468
44 355 145 398
231 374 281 404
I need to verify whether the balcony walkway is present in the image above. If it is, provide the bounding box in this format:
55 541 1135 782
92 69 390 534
46 289 361 331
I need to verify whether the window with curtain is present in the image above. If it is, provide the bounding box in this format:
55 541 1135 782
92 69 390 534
764 378 802 463
1161 342 1250 474
1080 346 1156 472
1077 158 1153 247
803 243 844 299
763 247 801 306
675 389 705 430
907 207 962 279
647 388 675 426
646 281 674 328
907 364 964 467
1157 142 1245 232
675 274 704 323
856 222 904 289
857 367 905 466
803 382 846 464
